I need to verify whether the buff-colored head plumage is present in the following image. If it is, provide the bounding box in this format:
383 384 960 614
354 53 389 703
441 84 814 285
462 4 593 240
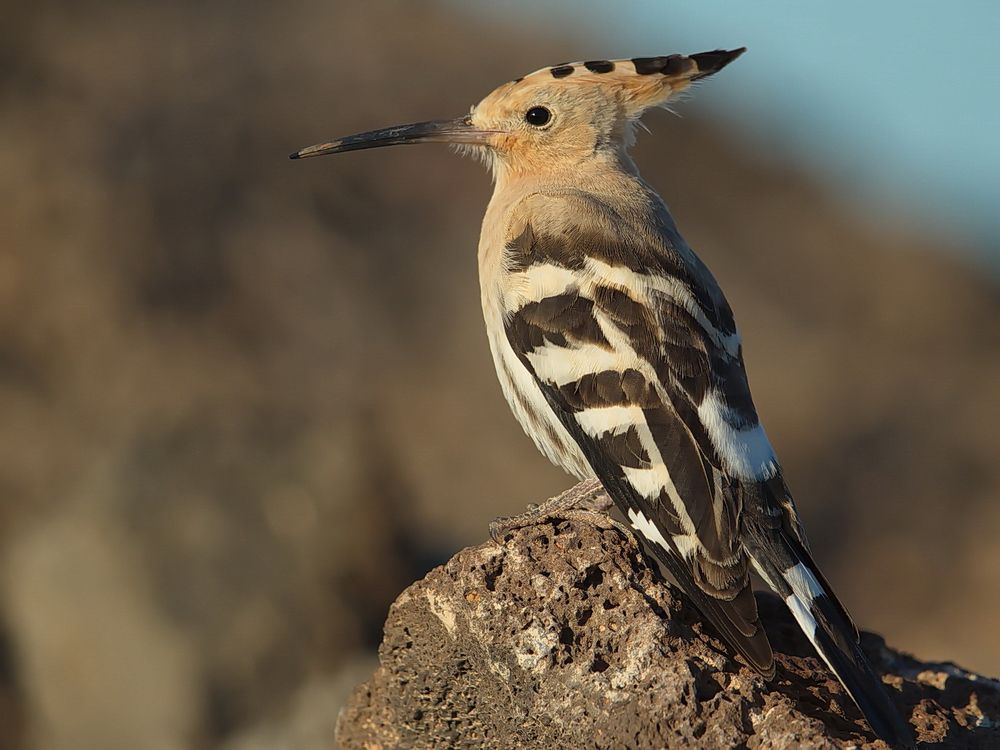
465 49 744 177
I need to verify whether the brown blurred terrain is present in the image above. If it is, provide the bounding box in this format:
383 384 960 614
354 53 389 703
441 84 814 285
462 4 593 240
0 2 997 748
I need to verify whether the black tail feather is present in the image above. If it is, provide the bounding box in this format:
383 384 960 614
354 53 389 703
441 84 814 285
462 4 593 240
811 618 914 747
747 533 913 748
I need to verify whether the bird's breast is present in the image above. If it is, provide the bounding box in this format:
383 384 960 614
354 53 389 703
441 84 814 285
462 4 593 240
477 194 591 479
484 321 592 480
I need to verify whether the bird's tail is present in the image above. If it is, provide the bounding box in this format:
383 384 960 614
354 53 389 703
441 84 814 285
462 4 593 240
747 532 913 748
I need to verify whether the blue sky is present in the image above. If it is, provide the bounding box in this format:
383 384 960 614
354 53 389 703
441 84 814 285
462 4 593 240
457 1 1000 268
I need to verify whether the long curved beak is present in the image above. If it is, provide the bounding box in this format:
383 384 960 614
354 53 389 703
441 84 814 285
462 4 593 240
289 116 491 159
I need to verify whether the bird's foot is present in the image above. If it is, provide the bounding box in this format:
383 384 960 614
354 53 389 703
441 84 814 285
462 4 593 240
490 478 631 544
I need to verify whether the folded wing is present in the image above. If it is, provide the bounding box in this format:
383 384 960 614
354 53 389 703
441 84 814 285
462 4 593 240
500 192 782 674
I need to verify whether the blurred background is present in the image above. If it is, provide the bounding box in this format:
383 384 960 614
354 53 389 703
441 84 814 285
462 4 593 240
1 2 998 748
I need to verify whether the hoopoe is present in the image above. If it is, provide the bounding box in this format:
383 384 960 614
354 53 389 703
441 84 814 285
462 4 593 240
292 49 912 747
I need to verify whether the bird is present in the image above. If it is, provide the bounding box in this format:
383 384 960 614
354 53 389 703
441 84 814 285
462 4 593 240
291 49 913 747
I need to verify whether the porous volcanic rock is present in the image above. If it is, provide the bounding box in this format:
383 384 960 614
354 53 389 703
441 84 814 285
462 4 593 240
336 518 999 749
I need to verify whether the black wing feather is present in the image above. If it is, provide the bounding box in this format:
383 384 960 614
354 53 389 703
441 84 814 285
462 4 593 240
532 378 775 675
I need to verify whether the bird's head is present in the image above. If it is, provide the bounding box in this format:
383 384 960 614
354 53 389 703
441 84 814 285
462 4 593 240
291 48 745 180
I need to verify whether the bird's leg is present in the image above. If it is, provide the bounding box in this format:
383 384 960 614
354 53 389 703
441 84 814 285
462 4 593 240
490 478 633 543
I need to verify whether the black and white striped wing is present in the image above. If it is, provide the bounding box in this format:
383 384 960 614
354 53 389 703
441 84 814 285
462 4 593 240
501 208 779 674
498 192 913 745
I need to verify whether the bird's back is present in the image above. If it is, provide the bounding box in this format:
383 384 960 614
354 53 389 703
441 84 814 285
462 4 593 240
478 168 774 485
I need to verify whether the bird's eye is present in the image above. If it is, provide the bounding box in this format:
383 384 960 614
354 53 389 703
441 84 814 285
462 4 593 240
525 106 552 127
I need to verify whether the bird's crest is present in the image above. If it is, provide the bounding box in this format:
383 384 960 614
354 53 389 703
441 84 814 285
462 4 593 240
502 48 746 117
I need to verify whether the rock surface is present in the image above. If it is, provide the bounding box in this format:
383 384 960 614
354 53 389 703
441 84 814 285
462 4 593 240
336 518 999 749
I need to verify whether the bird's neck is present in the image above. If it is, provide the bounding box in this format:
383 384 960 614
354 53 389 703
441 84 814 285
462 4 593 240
492 152 651 214
495 144 638 188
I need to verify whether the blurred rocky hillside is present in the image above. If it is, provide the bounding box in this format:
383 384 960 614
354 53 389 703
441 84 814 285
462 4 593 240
0 1 997 748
